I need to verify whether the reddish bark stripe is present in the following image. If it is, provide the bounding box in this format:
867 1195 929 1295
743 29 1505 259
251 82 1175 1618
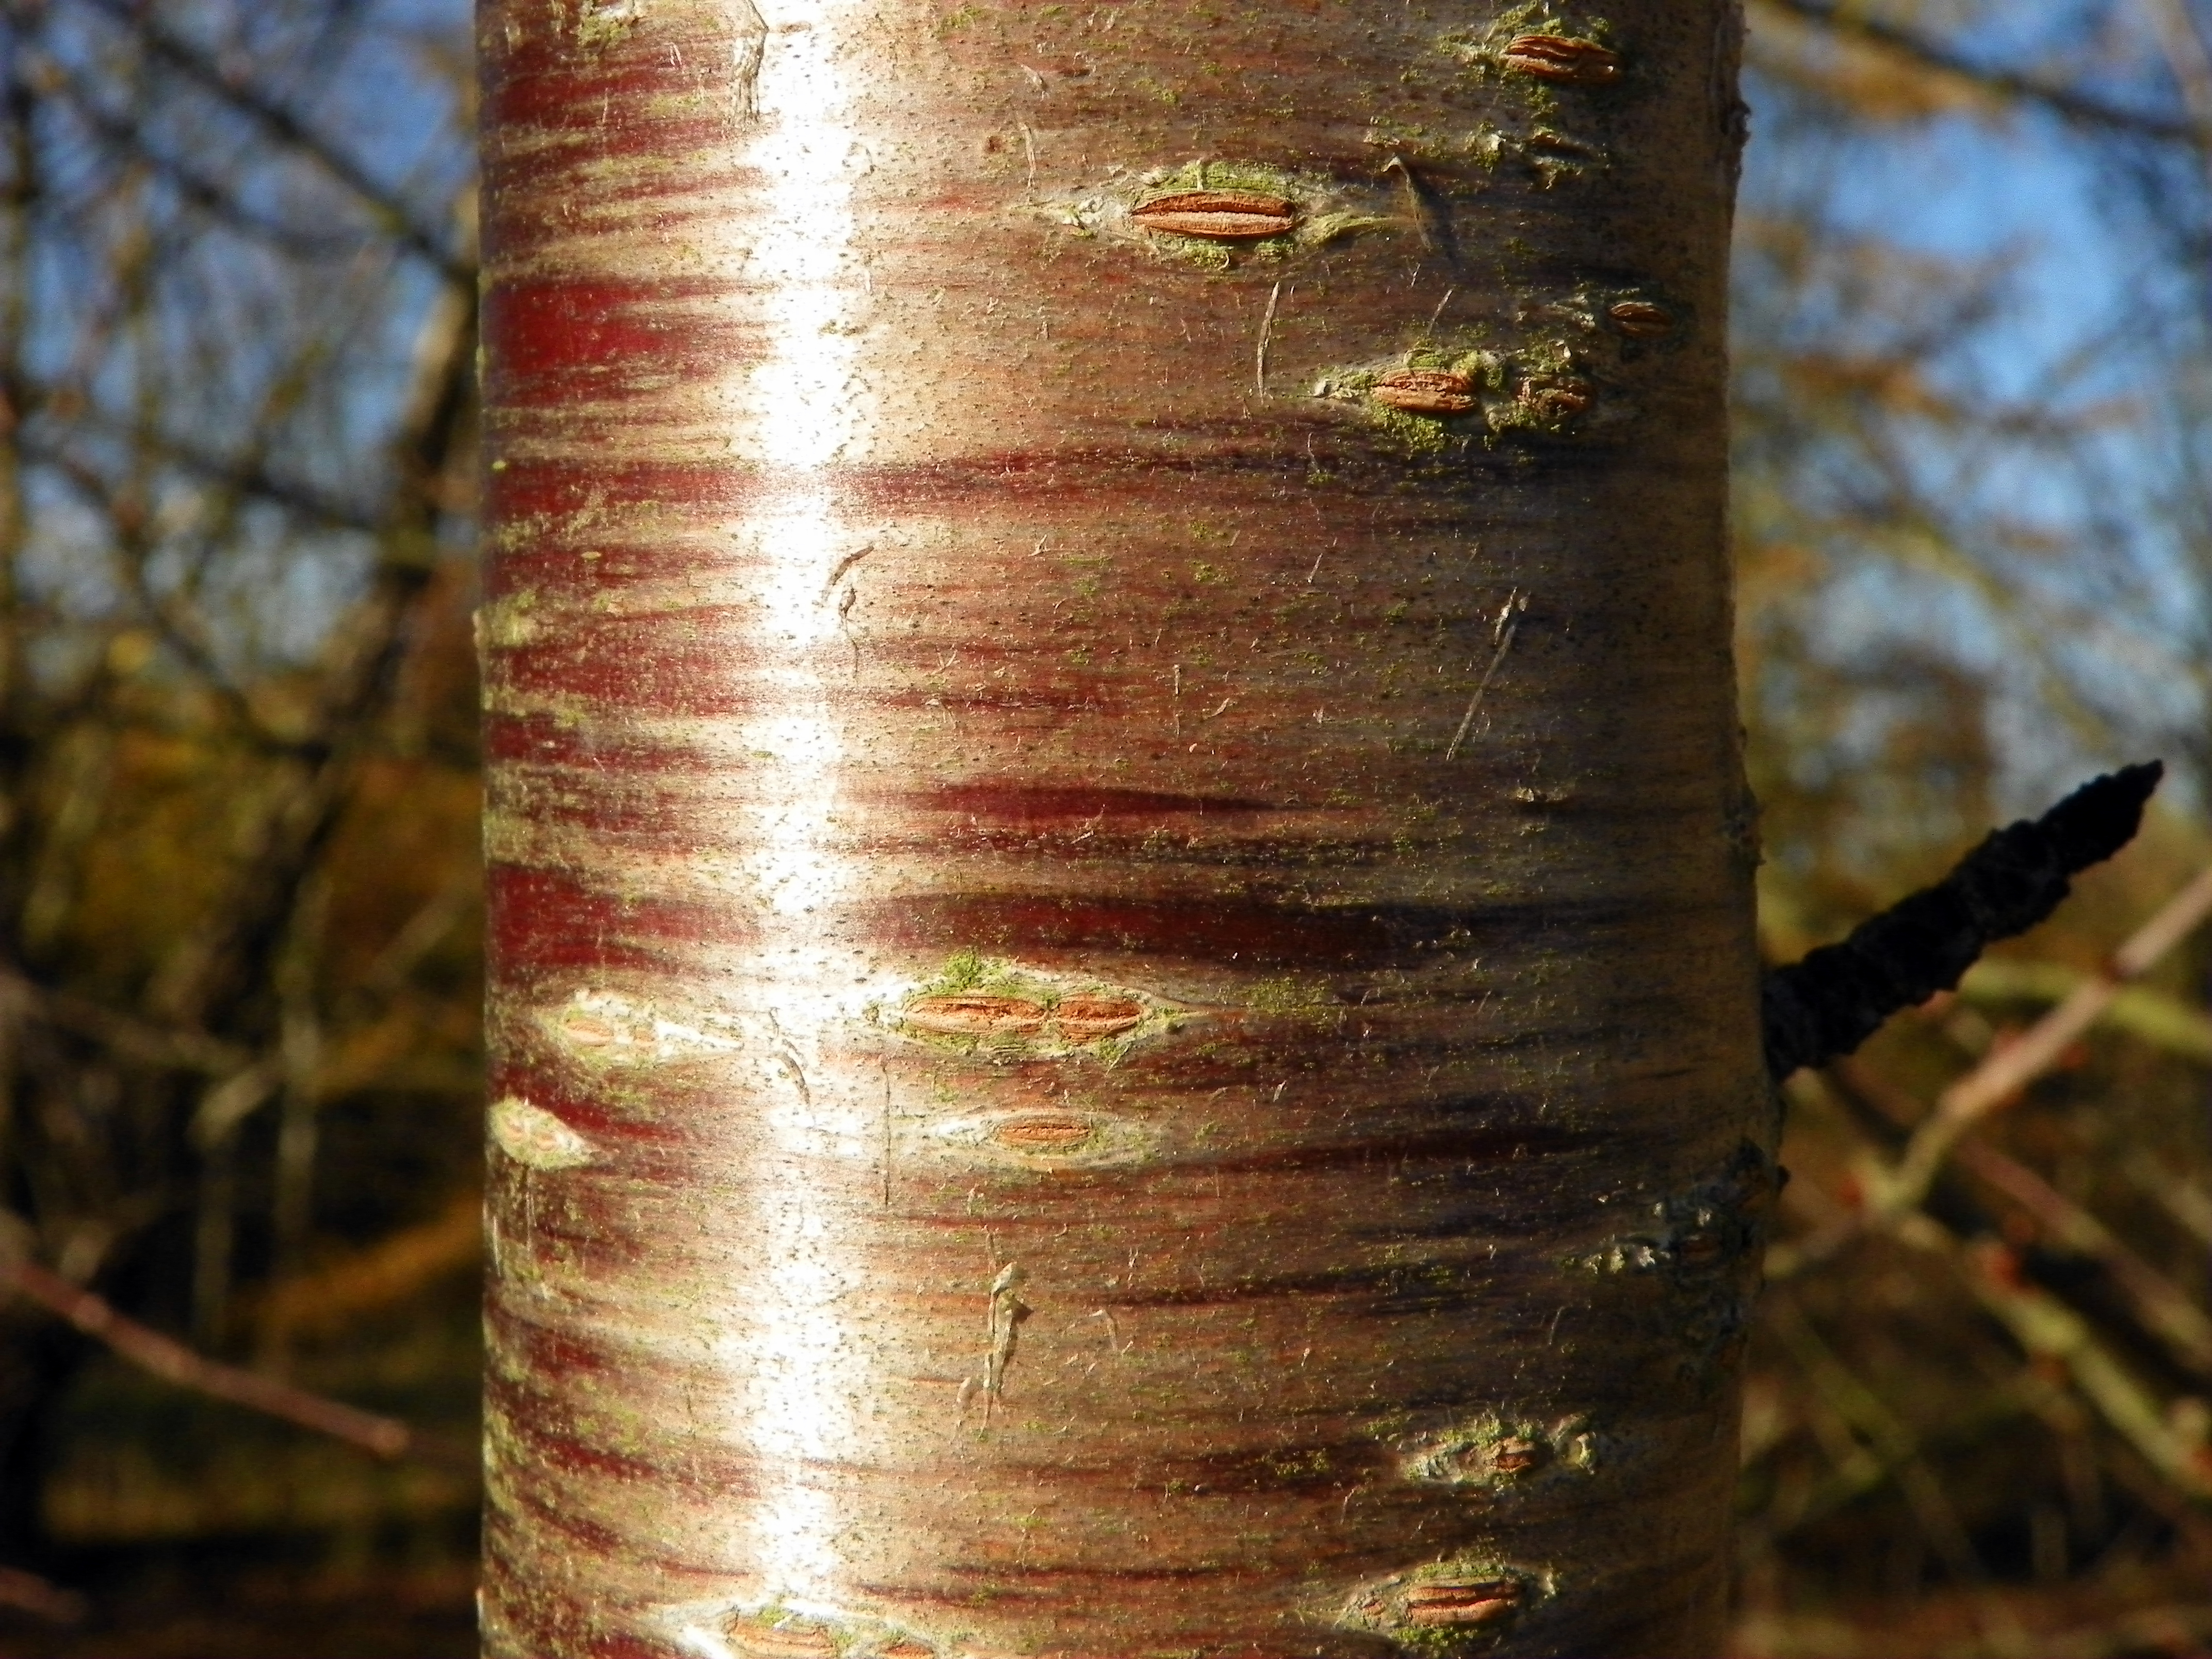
871 894 1396 967
486 279 726 379
872 894 1577 969
874 785 1274 822
488 866 750 975
1191 1121 1592 1176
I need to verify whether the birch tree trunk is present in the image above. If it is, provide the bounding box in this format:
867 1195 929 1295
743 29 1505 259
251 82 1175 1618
477 2 1764 1654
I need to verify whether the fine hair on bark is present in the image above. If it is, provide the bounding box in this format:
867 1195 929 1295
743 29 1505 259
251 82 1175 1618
478 3 1761 1654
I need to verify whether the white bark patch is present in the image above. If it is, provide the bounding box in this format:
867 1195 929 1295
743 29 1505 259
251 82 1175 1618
655 1596 941 1659
1400 1412 1599 1490
929 1109 1159 1171
490 1098 596 1172
541 987 745 1066
728 0 768 122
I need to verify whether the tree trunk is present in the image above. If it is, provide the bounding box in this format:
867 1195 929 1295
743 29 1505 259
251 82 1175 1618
477 2 1762 1654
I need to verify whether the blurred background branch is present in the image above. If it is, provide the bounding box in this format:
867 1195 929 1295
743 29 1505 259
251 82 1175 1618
0 0 482 1647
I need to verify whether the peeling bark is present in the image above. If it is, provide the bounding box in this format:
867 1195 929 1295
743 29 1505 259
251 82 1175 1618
477 3 1763 1654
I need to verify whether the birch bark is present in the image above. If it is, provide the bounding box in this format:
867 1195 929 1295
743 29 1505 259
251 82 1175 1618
477 2 1764 1653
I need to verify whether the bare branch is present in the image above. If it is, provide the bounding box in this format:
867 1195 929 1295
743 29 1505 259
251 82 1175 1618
2 1251 411 1458
0 967 248 1075
20 49 370 265
0 1565 86 1626
151 287 477 1031
19 410 385 534
1927 1221 2212 1501
1772 860 2212 1291
1953 1136 2212 1376
1886 857 2212 1205
73 0 473 285
1758 0 2212 149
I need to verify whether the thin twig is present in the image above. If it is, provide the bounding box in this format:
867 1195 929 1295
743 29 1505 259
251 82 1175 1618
2124 1149 2212 1248
1769 1065 2212 1500
1767 1293 2023 1651
21 415 383 534
0 967 248 1076
30 50 369 264
3 1256 411 1458
2141 0 2212 139
1954 1136 2212 1374
0 1566 85 1626
1885 864 2212 1209
77 0 474 283
1759 0 2211 150
1923 1222 2212 1501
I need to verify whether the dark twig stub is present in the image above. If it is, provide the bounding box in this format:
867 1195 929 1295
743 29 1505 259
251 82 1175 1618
1761 761 2164 1079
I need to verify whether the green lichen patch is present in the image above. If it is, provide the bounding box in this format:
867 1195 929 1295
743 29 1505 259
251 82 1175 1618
573 0 647 50
1311 344 1497 454
1400 1411 1598 1490
1336 1558 1552 1655
1362 118 1609 187
726 1608 837 1658
1244 975 1335 1015
1369 401 1455 456
1364 108 1603 186
1524 283 1690 357
475 589 547 650
1484 338 1602 440
1050 160 1392 269
872 954 1194 1063
1314 336 1608 451
1412 8 1621 182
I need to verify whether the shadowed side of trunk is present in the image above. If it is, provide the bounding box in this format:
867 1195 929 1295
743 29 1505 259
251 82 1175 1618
477 3 1762 1655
